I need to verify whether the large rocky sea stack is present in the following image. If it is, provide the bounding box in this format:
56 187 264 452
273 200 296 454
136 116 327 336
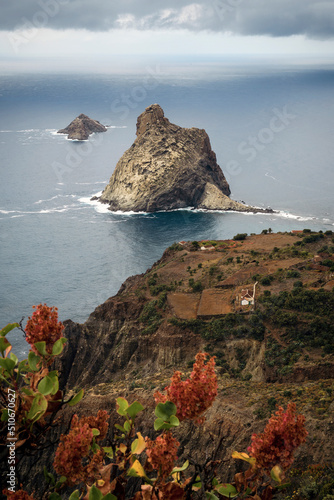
98 104 268 213
57 113 107 140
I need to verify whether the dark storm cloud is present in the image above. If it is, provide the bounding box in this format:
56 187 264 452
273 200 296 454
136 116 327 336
1 0 334 39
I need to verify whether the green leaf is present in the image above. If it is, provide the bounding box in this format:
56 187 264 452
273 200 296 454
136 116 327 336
55 476 67 489
52 337 67 356
51 377 59 396
69 491 80 500
67 388 84 406
17 359 29 374
38 375 55 396
43 467 56 487
9 353 18 365
27 393 47 420
0 337 11 354
49 494 62 500
206 493 219 500
154 417 166 431
0 357 16 372
0 323 19 337
154 401 179 431
276 482 291 491
1 409 9 422
124 420 131 433
89 484 103 500
193 477 202 489
116 397 129 416
127 401 144 419
92 428 100 437
172 460 189 475
155 401 177 420
114 423 126 433
22 387 34 396
103 447 114 459
28 351 41 372
91 441 100 453
169 415 180 427
102 495 117 500
215 484 238 498
43 466 54 483
48 371 59 395
154 416 179 431
34 341 47 356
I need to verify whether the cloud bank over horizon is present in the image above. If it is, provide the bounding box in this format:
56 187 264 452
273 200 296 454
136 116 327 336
1 0 334 40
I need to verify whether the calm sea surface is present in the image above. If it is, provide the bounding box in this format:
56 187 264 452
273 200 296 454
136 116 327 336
1 61 333 356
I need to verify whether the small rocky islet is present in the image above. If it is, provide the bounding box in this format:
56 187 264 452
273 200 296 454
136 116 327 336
57 113 107 140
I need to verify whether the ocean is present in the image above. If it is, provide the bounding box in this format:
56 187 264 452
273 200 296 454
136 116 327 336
1 59 334 357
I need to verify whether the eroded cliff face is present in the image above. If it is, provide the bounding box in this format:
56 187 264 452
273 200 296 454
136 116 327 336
59 233 334 392
98 104 263 213
58 281 202 390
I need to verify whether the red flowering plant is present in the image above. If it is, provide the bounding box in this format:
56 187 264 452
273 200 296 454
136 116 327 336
154 352 217 423
1 305 83 426
22 305 68 404
54 411 109 487
209 403 308 500
0 305 84 496
25 304 64 357
145 431 180 480
2 490 35 500
248 403 308 472
51 397 150 499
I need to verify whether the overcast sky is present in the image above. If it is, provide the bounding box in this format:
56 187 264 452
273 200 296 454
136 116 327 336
1 0 334 70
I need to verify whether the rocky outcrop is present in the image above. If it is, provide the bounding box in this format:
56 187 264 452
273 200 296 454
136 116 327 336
197 182 252 212
57 113 107 140
97 104 272 213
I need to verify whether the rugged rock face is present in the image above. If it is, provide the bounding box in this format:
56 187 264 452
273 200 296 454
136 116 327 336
57 113 107 140
98 104 270 213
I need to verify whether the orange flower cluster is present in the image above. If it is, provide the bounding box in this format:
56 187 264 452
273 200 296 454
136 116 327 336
53 411 109 486
248 403 308 471
54 416 93 486
154 352 217 422
145 431 179 479
2 490 34 500
25 304 64 355
79 410 109 440
85 449 105 482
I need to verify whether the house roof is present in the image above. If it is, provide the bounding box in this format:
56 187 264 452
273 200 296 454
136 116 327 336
241 290 253 300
